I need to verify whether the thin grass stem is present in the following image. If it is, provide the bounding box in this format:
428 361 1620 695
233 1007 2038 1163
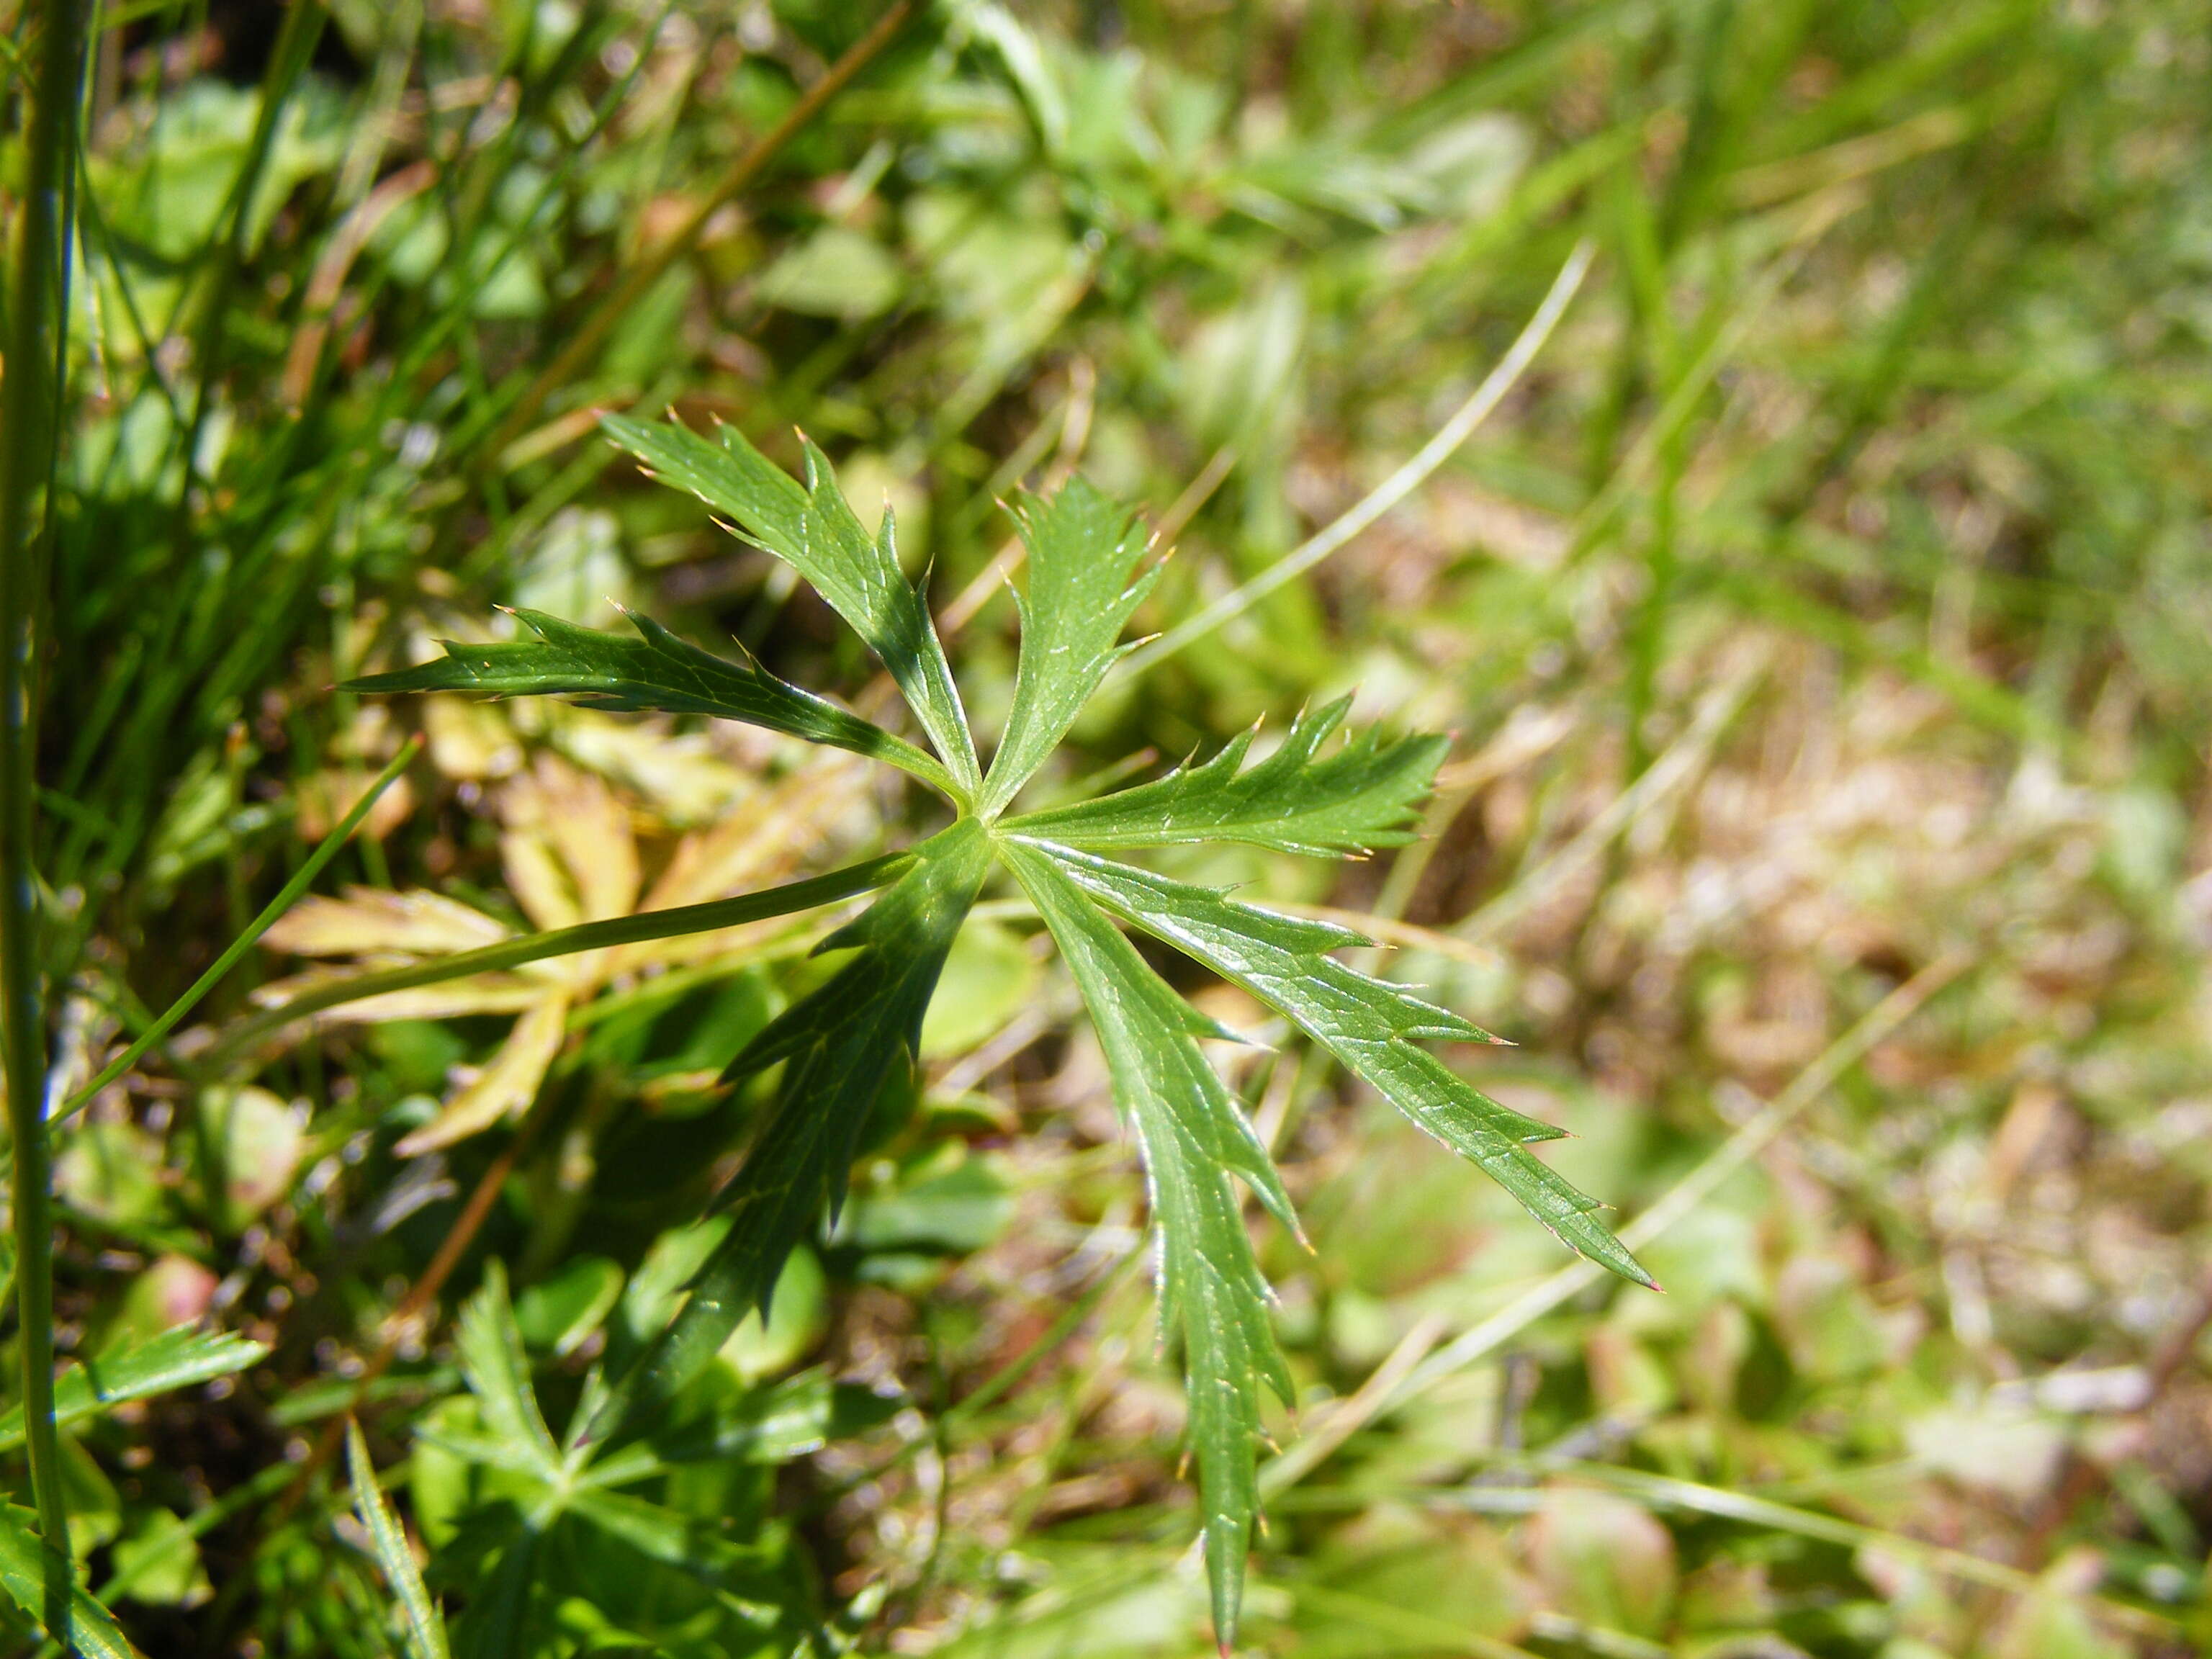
0 0 92 1625
1117 240 1594 680
56 738 423 1123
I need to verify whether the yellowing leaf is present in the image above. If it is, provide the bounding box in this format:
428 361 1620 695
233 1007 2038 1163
420 694 525 781
261 887 511 958
252 969 552 1026
295 766 416 842
552 709 749 824
397 993 572 1156
500 819 584 934
505 757 639 925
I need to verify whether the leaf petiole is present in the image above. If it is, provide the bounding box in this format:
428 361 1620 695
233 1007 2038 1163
210 850 915 1062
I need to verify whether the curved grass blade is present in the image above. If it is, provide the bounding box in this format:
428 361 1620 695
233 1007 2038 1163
349 608 953 795
1002 840 1293 1646
602 414 981 795
346 1421 450 1659
1006 696 1444 856
583 822 992 1445
58 737 421 1124
979 477 1154 817
1025 842 1657 1290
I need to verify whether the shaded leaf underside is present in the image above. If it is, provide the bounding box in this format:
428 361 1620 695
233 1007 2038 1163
588 821 992 1442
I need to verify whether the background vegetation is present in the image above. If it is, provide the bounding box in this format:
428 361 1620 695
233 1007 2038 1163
5 0 2212 1653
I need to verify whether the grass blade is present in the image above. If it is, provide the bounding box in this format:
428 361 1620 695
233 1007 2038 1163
1118 240 1592 680
346 1420 450 1659
58 737 421 1123
1 0 94 1621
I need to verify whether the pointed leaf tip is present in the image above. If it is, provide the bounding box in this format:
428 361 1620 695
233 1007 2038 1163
1007 697 1446 856
1026 845 1653 1291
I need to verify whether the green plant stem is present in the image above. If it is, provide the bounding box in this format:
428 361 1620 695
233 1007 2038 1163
211 850 915 1061
57 738 421 1124
1 0 91 1624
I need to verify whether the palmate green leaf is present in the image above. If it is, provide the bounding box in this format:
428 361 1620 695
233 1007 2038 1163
979 477 1155 817
346 1421 451 1659
349 608 953 794
580 1372 905 1490
1023 842 1658 1291
0 1326 269 1452
602 414 981 797
1002 840 1293 1646
455 1263 562 1480
0 1504 140 1659
341 459 1656 1651
1006 696 1445 856
585 821 992 1444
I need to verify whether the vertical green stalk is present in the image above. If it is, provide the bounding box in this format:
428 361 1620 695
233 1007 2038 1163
1 0 90 1625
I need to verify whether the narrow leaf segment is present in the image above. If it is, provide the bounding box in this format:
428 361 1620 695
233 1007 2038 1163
980 477 1154 817
602 415 981 796
0 1327 270 1452
1002 841 1292 1643
588 820 992 1442
0 1506 139 1659
1021 842 1657 1290
456 1264 563 1477
349 608 953 795
1008 696 1444 856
